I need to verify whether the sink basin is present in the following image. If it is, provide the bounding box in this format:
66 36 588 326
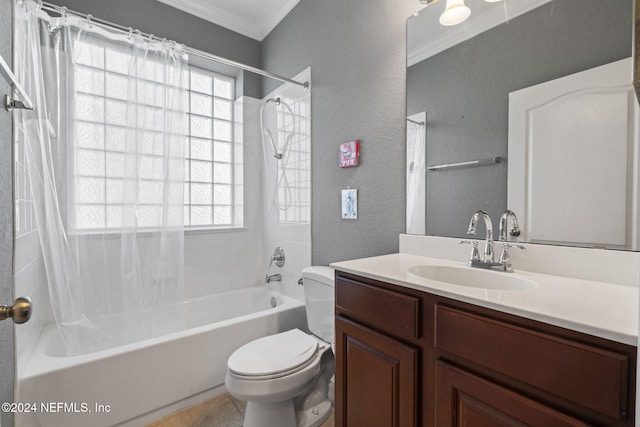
408 265 537 291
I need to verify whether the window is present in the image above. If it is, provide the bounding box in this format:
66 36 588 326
185 67 236 227
71 37 239 231
275 88 311 224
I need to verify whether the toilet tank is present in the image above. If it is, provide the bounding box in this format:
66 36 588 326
302 266 335 344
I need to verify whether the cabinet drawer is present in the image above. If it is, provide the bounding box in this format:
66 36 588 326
436 360 588 426
435 304 631 422
336 276 420 339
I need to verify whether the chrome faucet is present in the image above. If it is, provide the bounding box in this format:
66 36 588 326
265 273 282 283
463 210 525 272
467 210 495 262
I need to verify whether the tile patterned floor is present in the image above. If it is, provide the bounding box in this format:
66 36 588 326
146 393 334 427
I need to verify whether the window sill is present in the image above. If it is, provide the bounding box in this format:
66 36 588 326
184 226 246 235
67 226 247 239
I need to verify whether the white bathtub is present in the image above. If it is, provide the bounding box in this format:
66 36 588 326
16 287 307 427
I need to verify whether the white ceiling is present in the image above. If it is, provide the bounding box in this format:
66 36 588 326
156 0 302 41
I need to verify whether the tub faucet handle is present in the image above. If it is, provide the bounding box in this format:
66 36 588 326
269 246 285 268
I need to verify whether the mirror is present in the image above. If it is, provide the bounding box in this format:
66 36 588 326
406 0 635 249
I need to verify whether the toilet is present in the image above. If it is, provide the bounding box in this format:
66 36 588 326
225 266 335 427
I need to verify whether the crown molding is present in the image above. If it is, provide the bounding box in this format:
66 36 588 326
258 0 301 40
157 0 261 40
408 0 551 67
157 0 301 41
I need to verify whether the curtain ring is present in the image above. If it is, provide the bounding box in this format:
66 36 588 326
86 14 93 28
127 27 133 39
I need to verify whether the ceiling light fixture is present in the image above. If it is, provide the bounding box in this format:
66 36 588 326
420 0 502 27
439 0 471 26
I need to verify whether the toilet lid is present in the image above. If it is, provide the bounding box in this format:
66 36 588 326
228 329 319 377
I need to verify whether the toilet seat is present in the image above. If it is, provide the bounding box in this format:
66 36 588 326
228 329 319 380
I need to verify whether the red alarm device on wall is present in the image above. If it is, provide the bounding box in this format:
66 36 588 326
339 140 360 167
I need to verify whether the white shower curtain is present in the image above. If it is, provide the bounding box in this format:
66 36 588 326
14 0 187 356
406 119 426 235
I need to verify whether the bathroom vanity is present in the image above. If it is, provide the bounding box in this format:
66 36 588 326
331 237 639 427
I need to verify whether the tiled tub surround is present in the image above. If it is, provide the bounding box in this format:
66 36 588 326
16 288 306 427
331 234 639 346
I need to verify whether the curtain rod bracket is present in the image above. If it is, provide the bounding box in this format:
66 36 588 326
5 94 34 112
0 53 34 111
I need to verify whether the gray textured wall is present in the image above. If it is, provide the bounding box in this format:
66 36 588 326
262 0 415 265
0 0 15 424
47 0 263 98
407 0 632 238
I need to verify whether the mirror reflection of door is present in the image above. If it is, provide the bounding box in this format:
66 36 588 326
508 58 638 249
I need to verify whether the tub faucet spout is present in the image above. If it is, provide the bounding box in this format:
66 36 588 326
265 273 281 283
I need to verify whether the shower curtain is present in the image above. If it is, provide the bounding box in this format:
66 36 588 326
406 119 426 234
14 0 187 356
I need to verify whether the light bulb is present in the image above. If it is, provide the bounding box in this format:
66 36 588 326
439 0 471 26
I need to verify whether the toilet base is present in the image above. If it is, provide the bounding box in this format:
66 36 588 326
296 398 332 427
242 398 332 427
244 400 296 427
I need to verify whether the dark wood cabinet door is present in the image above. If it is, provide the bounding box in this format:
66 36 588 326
335 315 418 427
436 360 589 427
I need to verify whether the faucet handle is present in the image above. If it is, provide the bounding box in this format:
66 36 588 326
501 243 525 250
498 243 525 265
269 246 286 268
459 240 480 262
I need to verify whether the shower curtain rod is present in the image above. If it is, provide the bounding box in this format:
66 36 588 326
40 2 310 90
407 118 424 126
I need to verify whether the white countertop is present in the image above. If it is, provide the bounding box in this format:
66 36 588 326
330 253 639 346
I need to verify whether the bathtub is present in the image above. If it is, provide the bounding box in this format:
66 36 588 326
16 287 307 427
